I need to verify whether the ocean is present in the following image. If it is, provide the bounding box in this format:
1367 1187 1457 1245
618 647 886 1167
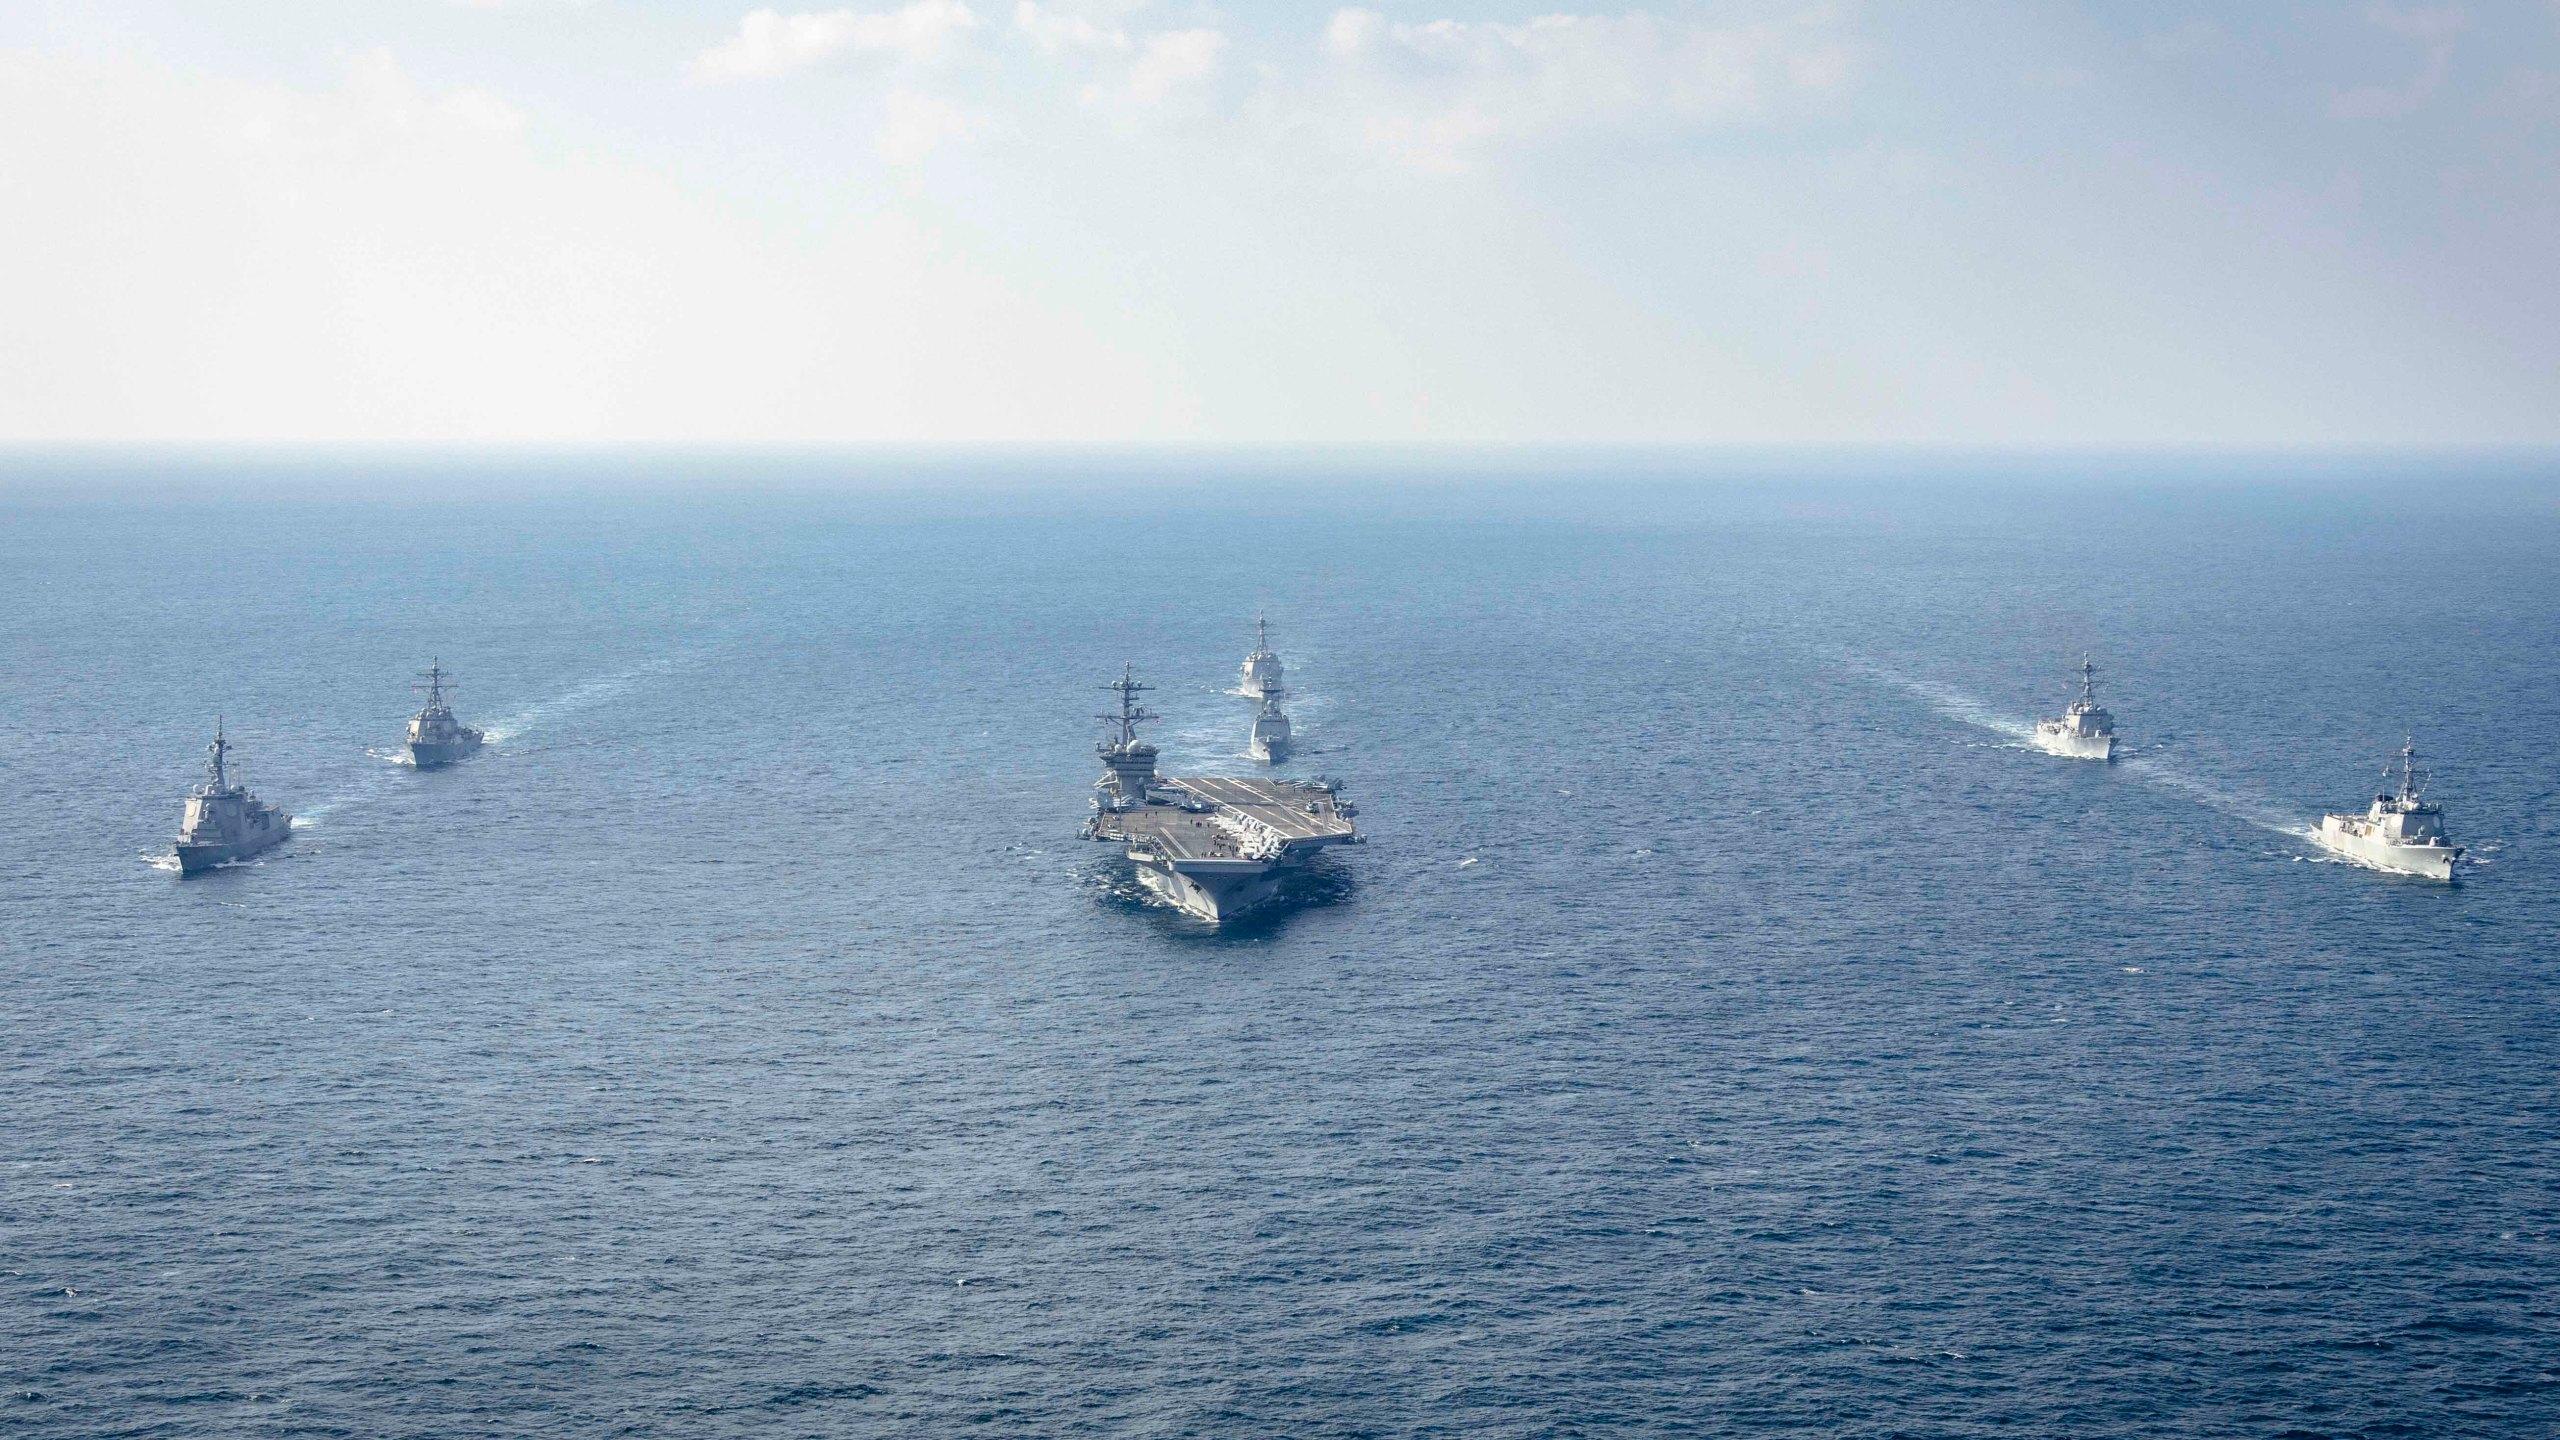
5 451 2556 1436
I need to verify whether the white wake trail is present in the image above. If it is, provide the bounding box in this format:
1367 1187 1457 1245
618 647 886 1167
301 656 688 825
1837 656 2037 743
481 655 685 744
1837 651 2315 841
2114 753 2315 840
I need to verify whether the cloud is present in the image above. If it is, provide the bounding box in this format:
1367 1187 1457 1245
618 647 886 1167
2332 1 2467 118
1310 7 1854 173
436 87 528 134
877 87 992 163
2364 0 2468 42
1013 0 1136 53
241 49 528 149
692 2 982 83
2139 18 2225 61
1081 27 1225 111
1010 3 1225 117
0 47 1196 443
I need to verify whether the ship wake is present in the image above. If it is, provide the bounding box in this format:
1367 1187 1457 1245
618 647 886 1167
294 768 401 825
482 656 684 744
1839 657 2036 744
1840 653 2316 844
2113 753 2313 840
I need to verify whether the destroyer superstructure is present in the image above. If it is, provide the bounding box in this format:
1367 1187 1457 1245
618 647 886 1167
2033 656 2117 761
2316 739 2461 880
1249 687 1292 764
1237 616 1283 699
1082 666 1356 922
174 720 292 875
404 660 484 769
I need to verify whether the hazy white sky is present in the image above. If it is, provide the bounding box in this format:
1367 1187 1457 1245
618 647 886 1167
1 1 2555 444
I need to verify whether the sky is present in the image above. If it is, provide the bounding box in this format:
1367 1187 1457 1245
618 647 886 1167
0 1 2555 446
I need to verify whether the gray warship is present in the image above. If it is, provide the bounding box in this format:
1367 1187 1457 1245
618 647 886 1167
1082 666 1357 922
1237 616 1282 699
404 660 484 769
1249 687 1292 764
2316 738 2462 880
175 720 292 875
2032 655 2116 761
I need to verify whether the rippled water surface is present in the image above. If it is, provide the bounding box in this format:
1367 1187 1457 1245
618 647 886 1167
5 454 2557 1436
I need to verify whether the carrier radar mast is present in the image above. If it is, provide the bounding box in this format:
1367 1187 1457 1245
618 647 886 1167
1098 664 1158 753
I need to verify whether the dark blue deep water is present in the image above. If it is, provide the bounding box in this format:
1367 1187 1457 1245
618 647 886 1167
5 453 2557 1437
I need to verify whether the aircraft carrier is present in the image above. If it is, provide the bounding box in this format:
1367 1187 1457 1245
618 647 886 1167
1081 666 1358 922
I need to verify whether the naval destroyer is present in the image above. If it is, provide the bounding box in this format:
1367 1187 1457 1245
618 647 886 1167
1237 616 1282 699
1082 666 1357 922
175 720 292 874
2033 656 2116 761
404 660 484 769
2315 739 2462 880
1249 687 1292 764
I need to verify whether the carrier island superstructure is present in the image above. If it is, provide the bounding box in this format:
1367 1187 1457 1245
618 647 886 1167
1082 666 1357 922
2316 739 2462 880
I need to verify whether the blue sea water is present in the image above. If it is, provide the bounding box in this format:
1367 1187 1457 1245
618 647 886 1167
3 451 2557 1437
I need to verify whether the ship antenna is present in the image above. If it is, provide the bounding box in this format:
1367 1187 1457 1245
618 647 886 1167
1257 614 1269 653
416 659 452 709
2080 655 2097 705
1097 663 1157 748
209 716 229 790
2400 736 2420 803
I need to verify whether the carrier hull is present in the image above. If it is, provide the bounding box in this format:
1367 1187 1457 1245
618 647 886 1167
1132 853 1290 922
